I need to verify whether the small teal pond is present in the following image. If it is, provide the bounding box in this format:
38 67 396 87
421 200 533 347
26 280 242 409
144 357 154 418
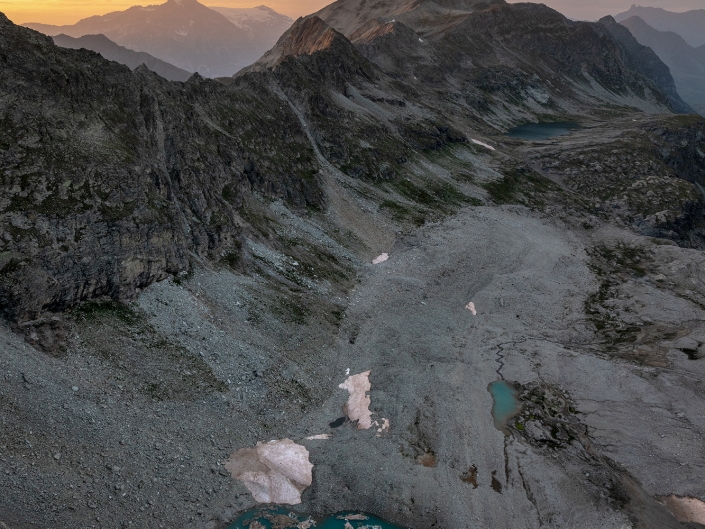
227 507 409 529
488 381 521 434
505 122 581 141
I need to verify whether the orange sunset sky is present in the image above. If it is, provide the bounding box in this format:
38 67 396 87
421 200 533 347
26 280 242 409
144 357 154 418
0 0 331 25
0 0 702 26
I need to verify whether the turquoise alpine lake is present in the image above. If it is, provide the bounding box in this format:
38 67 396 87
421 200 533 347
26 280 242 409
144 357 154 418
505 122 581 141
488 381 521 433
227 507 409 529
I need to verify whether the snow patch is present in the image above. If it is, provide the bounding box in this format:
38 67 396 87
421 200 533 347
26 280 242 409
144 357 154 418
375 417 390 434
225 439 313 505
339 371 373 429
663 496 705 524
338 514 369 521
466 302 477 315
372 253 389 264
471 139 495 151
305 434 331 440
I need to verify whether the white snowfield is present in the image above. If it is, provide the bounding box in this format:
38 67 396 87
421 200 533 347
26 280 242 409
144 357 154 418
663 496 705 525
211 5 293 30
225 439 313 505
372 253 389 264
339 370 374 429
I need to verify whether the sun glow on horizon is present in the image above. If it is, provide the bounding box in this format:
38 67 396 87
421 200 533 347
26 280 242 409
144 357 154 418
2 0 704 27
0 0 330 25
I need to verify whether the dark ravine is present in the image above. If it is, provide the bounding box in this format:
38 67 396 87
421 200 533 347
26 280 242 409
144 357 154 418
1 1 705 528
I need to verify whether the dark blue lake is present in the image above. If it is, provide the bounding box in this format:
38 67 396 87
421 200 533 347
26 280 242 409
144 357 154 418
506 122 581 141
227 507 409 529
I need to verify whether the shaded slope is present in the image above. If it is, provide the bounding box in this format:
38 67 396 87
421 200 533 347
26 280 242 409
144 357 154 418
620 16 705 117
52 33 192 82
615 5 705 48
0 14 322 323
312 0 689 123
598 16 692 115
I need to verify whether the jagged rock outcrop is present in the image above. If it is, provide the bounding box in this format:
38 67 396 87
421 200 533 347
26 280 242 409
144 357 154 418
312 0 691 125
0 15 321 324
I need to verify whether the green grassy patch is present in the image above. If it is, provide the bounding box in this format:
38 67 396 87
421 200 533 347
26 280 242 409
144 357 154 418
483 166 555 205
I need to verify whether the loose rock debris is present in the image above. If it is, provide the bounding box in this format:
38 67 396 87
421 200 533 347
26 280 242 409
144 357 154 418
225 439 313 505
466 302 477 316
372 253 389 264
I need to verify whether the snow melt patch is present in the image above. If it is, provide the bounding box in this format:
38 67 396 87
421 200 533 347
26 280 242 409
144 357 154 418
225 439 313 505
466 302 477 316
339 514 369 521
663 496 705 525
339 371 373 429
372 253 389 264
471 139 495 151
376 418 390 433
305 434 331 440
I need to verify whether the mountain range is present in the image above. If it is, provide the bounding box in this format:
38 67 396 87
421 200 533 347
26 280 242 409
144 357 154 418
615 5 705 47
211 5 293 45
620 15 705 116
52 33 193 82
22 0 293 77
1 0 698 325
2 1 705 528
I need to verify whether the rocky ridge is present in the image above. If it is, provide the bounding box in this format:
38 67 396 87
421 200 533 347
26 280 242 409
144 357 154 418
52 33 193 82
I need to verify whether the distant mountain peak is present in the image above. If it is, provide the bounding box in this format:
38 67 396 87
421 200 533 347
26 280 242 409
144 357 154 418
52 32 193 81
22 0 293 77
615 5 705 47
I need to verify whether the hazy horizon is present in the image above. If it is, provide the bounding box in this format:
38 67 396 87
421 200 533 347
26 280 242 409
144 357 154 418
2 0 705 27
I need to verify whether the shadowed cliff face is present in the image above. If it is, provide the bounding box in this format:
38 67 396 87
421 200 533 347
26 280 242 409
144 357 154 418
0 14 322 324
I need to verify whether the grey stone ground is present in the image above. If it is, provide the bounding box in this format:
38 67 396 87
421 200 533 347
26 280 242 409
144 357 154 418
1 137 704 529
